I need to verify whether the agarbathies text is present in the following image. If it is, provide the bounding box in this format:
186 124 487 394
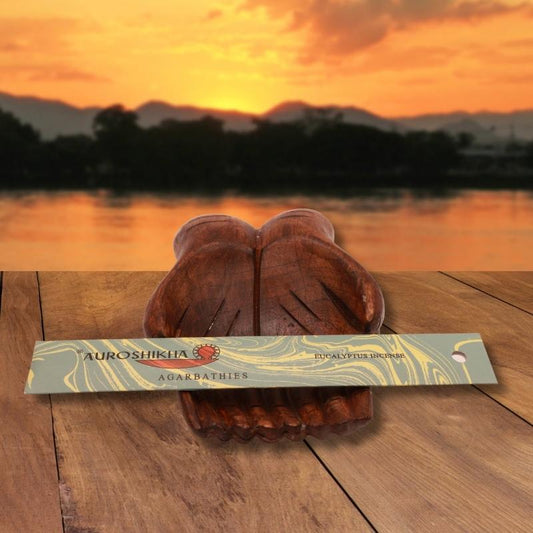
158 372 247 381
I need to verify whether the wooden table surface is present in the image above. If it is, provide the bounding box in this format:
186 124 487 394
1 271 532 533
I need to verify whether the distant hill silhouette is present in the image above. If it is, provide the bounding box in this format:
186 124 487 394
136 100 255 132
0 92 99 138
263 100 402 132
439 118 501 144
1 90 532 141
397 110 533 142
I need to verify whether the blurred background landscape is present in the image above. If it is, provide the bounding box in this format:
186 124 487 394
1 0 532 270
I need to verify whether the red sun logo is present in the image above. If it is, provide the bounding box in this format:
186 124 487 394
193 344 220 361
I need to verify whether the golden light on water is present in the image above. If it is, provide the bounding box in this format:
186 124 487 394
1 191 531 271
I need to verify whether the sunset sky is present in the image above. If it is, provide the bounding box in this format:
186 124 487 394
1 0 532 115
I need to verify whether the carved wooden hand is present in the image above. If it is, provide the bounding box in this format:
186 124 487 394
144 209 384 441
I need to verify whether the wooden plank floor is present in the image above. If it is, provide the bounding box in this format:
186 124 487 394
372 272 533 421
1 271 532 533
443 271 533 314
0 273 63 533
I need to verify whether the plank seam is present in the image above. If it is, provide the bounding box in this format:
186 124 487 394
37 271 67 533
36 272 46 345
439 272 533 317
382 323 397 334
47 395 66 533
384 320 532 426
303 440 378 532
473 385 532 427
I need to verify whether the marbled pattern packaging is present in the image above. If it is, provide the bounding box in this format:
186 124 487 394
26 333 497 394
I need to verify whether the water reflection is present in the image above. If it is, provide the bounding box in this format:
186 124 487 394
0 189 531 270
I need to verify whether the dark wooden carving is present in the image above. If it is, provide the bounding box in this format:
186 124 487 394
144 209 385 441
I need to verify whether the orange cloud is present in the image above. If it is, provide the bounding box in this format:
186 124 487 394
0 63 109 83
0 2 531 115
0 17 107 84
241 0 532 62
205 8 223 20
0 17 89 54
28 68 110 83
503 37 533 47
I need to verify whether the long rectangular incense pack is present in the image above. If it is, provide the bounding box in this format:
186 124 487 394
25 333 497 394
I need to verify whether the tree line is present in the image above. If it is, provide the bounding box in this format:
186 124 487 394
1 105 532 192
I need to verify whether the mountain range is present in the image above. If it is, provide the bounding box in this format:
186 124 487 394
1 91 532 142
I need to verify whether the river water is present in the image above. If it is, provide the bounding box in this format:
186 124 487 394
0 189 531 270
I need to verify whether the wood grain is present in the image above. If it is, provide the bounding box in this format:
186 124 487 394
444 271 533 314
309 385 533 533
373 271 533 422
39 271 372 533
37 271 166 339
0 272 63 533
